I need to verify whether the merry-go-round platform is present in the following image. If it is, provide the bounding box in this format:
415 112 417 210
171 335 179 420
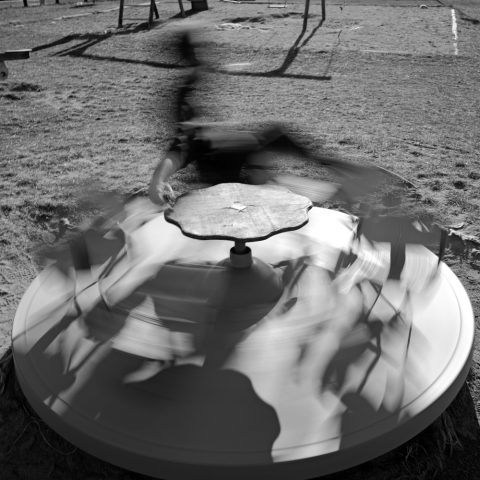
12 183 474 479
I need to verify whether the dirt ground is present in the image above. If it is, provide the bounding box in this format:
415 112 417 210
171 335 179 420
1 0 480 478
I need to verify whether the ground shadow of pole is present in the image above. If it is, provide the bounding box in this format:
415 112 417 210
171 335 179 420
219 10 329 81
30 7 332 82
271 18 325 75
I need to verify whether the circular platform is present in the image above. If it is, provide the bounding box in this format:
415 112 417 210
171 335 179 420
12 207 474 480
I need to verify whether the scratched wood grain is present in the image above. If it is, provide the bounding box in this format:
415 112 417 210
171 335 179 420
165 183 312 242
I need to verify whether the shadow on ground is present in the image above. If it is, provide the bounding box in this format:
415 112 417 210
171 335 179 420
29 12 333 81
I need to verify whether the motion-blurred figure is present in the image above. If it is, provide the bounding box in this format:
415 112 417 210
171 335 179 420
149 29 381 206
37 190 166 319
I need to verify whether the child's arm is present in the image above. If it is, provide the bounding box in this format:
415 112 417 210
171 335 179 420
149 149 185 205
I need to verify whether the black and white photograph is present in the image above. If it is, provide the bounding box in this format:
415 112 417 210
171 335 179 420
1 0 479 478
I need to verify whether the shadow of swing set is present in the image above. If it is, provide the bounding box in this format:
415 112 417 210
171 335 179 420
4 0 327 81
116 0 327 80
0 0 204 77
15 0 208 27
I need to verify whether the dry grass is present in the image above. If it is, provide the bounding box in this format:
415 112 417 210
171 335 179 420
1 0 480 478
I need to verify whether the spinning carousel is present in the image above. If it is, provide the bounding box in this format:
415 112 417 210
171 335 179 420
12 182 474 479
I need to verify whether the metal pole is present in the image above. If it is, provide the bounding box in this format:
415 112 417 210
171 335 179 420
148 0 154 27
153 0 159 19
178 0 186 17
118 0 125 28
302 0 311 32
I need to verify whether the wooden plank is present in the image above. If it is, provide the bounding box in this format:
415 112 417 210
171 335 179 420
0 49 31 61
165 183 312 243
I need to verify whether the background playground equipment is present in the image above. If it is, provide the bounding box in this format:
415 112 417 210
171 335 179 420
11 0 189 28
189 0 208 13
304 0 326 25
268 0 287 9
0 49 31 80
117 0 207 28
118 0 158 28
20 0 59 6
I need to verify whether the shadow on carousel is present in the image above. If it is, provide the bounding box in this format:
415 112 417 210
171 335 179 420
292 212 445 444
19 182 446 455
9 164 471 478
15 192 291 462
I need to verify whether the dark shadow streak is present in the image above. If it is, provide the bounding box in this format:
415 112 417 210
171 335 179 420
300 18 326 49
56 39 105 57
355 323 382 393
32 34 80 53
64 52 186 70
51 49 331 80
33 22 153 54
32 10 193 56
272 17 325 75
220 69 331 81
31 13 331 81
219 11 327 80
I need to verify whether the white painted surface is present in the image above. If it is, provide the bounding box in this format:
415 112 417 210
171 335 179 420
12 207 474 479
451 8 459 56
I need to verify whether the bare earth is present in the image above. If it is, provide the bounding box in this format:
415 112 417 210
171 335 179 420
0 0 479 478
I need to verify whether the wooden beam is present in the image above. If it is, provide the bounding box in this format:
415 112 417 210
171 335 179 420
0 49 31 62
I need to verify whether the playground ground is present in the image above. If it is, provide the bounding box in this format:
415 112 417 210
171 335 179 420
1 0 480 478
